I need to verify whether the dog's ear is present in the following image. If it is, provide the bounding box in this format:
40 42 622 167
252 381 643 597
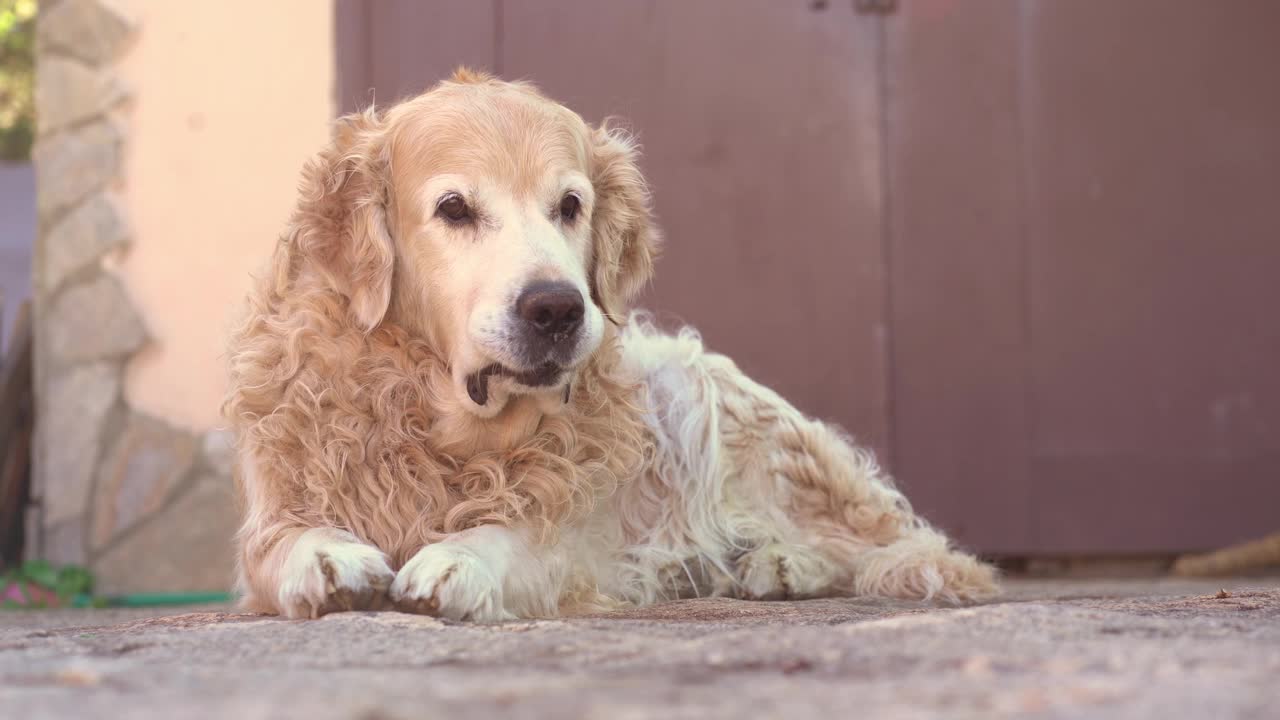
589 123 660 322
293 107 395 331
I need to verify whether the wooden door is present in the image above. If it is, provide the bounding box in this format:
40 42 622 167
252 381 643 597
500 1 891 456
886 0 1280 553
336 0 1280 554
337 0 893 456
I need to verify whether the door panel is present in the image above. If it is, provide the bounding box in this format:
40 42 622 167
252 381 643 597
883 1 1032 551
337 0 892 454
888 0 1280 553
1020 0 1280 552
335 0 1280 554
501 0 892 455
336 0 497 113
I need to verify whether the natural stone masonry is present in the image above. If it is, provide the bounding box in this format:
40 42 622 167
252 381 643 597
39 192 128 294
200 429 236 478
39 362 120 528
40 516 89 568
31 120 122 217
36 0 135 66
44 274 147 363
35 57 128 135
93 471 239 595
90 413 198 550
32 0 240 590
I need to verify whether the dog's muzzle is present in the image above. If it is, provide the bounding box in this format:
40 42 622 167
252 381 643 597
464 281 586 406
465 361 566 406
515 281 584 351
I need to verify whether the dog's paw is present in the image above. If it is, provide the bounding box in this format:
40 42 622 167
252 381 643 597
277 528 394 619
390 543 513 623
736 543 834 601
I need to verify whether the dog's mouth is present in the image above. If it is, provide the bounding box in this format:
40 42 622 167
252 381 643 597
465 361 564 406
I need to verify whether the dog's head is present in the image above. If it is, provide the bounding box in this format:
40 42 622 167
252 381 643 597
292 70 658 416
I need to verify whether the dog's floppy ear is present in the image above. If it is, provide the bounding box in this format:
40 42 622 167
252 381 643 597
293 107 395 331
589 123 660 322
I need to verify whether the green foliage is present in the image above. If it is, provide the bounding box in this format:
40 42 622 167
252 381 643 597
0 0 36 162
1 559 97 608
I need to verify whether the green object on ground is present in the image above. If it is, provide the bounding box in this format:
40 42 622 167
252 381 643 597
78 592 235 608
3 560 232 609
1 560 96 608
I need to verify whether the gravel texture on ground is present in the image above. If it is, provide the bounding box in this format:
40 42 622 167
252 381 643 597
1 578 1276 719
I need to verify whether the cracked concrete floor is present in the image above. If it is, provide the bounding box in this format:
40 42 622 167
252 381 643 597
1 578 1277 719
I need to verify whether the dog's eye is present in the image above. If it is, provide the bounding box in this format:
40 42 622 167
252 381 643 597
437 193 472 224
559 193 581 223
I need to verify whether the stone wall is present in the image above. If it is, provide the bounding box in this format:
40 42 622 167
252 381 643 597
29 0 238 593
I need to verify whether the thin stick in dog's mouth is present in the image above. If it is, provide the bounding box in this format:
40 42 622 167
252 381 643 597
466 362 564 405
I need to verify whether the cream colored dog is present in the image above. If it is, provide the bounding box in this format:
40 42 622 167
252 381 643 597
224 69 997 621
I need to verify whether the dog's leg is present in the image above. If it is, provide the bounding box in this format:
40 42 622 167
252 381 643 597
694 353 997 604
236 448 395 618
769 417 999 603
734 542 840 601
242 526 395 619
390 525 559 622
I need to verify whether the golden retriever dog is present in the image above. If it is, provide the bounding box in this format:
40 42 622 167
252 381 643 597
224 69 997 620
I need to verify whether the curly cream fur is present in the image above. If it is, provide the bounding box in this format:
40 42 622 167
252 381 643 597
226 287 650 609
225 70 996 619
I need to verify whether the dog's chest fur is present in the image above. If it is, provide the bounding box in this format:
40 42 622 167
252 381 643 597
236 311 652 567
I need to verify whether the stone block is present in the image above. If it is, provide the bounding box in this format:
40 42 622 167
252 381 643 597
23 503 42 562
46 274 147 363
37 0 136 66
201 429 236 477
36 57 128 135
41 516 87 566
41 192 128 292
93 473 239 594
32 120 122 218
40 361 119 525
91 413 198 550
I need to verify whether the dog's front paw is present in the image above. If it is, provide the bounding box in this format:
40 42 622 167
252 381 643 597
391 544 512 623
277 528 394 619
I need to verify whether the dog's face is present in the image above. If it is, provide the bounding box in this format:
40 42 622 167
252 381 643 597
387 86 606 413
296 71 657 416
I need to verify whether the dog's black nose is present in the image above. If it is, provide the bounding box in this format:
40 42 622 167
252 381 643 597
516 281 585 340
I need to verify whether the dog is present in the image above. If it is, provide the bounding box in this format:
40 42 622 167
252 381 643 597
224 69 997 620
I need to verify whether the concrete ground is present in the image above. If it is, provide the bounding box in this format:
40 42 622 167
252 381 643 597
1 578 1277 720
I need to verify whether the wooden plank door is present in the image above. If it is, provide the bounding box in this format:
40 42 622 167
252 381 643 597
886 0 1280 553
500 0 892 455
337 0 894 457
337 0 1280 554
